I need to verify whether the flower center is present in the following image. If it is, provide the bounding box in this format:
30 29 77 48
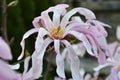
50 26 64 39
117 65 120 71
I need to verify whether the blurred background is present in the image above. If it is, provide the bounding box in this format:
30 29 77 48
0 0 120 80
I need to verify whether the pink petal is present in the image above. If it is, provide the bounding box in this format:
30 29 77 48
86 34 98 56
0 37 12 60
62 40 83 80
108 41 119 57
87 20 111 37
32 16 46 28
61 7 96 28
18 28 39 60
54 40 65 78
0 60 21 80
98 49 106 64
67 30 93 56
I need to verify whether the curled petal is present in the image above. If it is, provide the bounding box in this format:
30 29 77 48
54 40 65 78
35 28 49 52
0 60 21 80
98 49 106 65
67 30 93 56
18 28 39 60
62 40 83 80
8 64 20 70
61 7 96 28
32 38 53 79
87 20 111 37
32 16 46 28
0 37 12 60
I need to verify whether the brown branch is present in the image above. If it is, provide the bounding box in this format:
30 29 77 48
1 0 8 42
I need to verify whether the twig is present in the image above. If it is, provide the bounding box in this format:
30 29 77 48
1 0 8 42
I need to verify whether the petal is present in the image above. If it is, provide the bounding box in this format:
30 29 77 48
22 56 33 80
0 37 12 60
32 16 46 28
0 60 21 80
107 41 119 57
86 35 98 56
98 49 106 65
18 28 39 60
87 20 111 37
61 7 96 28
114 47 120 61
61 40 83 80
84 74 91 80
41 11 54 31
23 56 31 75
64 22 88 35
72 43 86 57
52 4 68 27
93 63 110 72
116 26 120 40
67 30 94 56
111 67 119 80
32 38 53 79
8 64 20 70
54 40 65 78
35 27 49 52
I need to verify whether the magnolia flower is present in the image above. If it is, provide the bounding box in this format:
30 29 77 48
18 4 104 80
94 42 120 80
0 37 21 80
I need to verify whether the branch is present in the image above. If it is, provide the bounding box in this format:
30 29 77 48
1 0 8 42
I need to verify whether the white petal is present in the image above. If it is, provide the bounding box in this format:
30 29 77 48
116 25 120 40
62 40 83 80
32 38 53 79
41 11 54 31
35 27 49 52
23 56 31 75
18 28 39 60
93 63 110 72
8 64 20 70
54 40 65 78
67 30 94 56
53 12 61 27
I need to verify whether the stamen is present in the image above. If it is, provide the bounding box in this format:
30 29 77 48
50 26 64 39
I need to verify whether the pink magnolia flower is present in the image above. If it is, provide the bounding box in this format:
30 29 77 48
94 42 120 80
0 37 21 80
18 4 105 80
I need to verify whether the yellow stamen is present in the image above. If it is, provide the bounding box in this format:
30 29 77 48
50 26 64 39
117 65 120 71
